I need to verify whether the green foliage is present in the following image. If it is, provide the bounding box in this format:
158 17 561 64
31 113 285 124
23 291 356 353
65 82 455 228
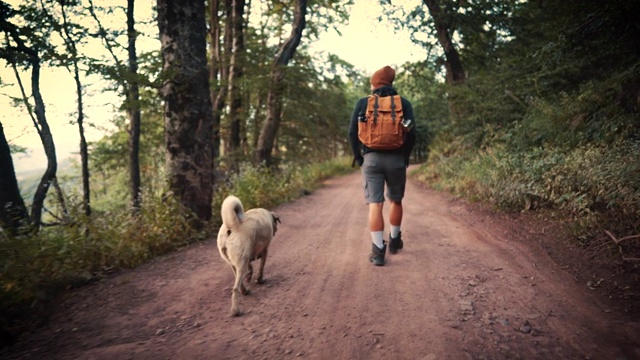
406 0 640 264
215 157 353 212
276 55 354 164
296 156 353 184
509 67 640 150
8 143 26 154
394 61 448 162
419 142 639 221
217 163 294 211
0 188 196 306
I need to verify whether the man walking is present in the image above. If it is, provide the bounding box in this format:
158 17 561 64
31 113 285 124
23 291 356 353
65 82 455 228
348 65 416 266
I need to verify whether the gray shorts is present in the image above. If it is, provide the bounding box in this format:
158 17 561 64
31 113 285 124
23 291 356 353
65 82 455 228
361 152 406 203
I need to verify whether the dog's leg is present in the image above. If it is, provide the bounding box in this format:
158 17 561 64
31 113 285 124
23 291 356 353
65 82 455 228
241 264 251 296
230 264 241 316
255 249 268 284
246 263 254 285
231 264 237 278
231 261 250 317
240 262 251 295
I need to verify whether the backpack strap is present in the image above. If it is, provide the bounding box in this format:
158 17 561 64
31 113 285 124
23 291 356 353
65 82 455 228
372 95 379 124
390 95 397 122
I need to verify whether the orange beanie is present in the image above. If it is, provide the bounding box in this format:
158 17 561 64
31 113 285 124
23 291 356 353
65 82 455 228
370 66 396 89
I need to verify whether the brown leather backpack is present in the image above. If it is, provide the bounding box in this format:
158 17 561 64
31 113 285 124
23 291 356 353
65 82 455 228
358 94 410 150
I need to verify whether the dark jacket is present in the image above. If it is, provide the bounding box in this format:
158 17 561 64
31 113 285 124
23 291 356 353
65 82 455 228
348 86 417 166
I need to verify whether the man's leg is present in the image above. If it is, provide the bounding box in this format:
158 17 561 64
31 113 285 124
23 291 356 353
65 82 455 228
388 200 404 254
362 152 386 265
369 202 385 232
369 202 385 248
389 200 402 229
368 203 386 266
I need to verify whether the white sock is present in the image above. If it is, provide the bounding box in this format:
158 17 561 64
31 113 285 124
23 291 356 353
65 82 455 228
390 225 401 238
371 231 384 249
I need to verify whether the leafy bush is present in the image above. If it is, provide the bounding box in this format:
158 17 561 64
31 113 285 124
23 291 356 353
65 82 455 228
417 135 640 246
214 157 353 212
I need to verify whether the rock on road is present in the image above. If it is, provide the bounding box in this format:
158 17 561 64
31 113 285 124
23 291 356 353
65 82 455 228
5 169 640 360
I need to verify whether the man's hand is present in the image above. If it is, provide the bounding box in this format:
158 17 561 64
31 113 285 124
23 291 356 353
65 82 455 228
352 156 364 168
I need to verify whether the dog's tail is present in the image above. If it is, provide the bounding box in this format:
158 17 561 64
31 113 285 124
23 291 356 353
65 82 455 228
221 195 244 231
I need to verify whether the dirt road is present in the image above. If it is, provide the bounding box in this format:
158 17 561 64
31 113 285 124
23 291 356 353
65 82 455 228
4 170 640 359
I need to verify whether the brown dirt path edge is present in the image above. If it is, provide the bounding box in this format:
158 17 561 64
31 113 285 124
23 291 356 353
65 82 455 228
4 169 640 360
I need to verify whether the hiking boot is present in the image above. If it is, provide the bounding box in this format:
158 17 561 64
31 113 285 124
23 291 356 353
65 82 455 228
388 231 404 254
369 242 386 266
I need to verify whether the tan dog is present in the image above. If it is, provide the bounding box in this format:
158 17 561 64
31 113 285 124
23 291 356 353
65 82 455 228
217 195 281 316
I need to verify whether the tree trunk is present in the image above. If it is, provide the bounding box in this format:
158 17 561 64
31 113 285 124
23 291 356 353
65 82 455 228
0 122 30 235
252 94 264 148
75 66 91 218
29 58 58 229
127 0 142 214
2 17 58 231
209 0 222 160
227 0 245 154
255 0 307 165
60 1 90 218
422 0 466 85
210 0 232 159
158 0 215 222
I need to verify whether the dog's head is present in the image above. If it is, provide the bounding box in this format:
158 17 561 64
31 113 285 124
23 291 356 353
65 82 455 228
271 212 281 235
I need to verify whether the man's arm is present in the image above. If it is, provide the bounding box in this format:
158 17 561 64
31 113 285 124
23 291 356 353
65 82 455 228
402 98 417 166
348 98 366 166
